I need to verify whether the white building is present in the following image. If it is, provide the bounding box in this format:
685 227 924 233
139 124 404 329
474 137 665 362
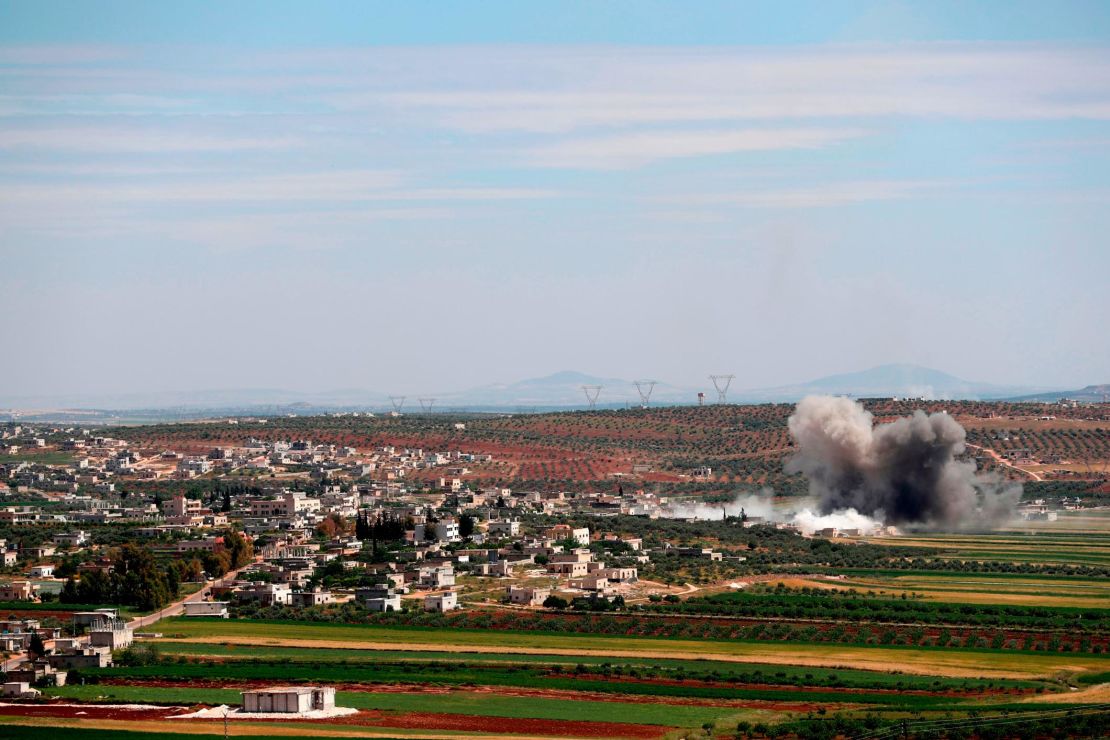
183 601 230 618
242 686 335 714
507 585 550 606
423 590 458 612
487 520 519 537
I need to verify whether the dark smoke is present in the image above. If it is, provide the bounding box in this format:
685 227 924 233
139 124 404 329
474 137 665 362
785 396 1020 530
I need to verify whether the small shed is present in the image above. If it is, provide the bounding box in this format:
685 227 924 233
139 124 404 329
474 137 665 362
242 686 335 714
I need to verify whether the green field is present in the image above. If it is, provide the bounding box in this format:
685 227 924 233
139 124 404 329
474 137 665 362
45 683 740 727
155 618 1109 679
149 641 1045 691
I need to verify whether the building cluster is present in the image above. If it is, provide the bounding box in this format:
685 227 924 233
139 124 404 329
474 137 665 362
0 609 133 695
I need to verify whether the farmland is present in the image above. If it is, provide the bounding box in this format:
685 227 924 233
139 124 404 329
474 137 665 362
3 400 1109 739
105 400 1110 496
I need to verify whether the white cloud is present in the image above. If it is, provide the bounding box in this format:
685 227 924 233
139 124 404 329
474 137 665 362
656 179 951 208
354 44 1110 132
0 127 303 152
526 128 867 169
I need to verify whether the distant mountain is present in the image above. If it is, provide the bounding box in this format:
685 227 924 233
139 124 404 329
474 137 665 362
1001 384 1110 403
733 364 1052 402
1 365 1083 420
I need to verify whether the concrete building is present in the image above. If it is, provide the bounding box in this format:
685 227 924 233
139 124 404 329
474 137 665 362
423 590 458 612
183 601 230 618
242 686 336 714
0 581 39 601
487 520 520 537
507 585 550 606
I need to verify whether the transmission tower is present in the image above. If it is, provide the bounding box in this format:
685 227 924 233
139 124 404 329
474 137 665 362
389 396 406 413
709 374 735 404
633 380 657 408
418 397 437 413
581 385 602 410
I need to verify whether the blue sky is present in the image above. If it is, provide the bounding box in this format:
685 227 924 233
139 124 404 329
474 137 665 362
1 1 1108 400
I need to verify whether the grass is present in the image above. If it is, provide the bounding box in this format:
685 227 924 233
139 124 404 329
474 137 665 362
155 618 1109 679
86 662 974 706
788 572 1110 608
0 451 76 465
150 641 1046 691
45 684 739 727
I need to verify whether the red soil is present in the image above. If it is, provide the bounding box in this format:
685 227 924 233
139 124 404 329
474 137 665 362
0 701 669 739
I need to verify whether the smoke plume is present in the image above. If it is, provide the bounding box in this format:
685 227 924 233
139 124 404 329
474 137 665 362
664 490 777 521
786 396 1020 530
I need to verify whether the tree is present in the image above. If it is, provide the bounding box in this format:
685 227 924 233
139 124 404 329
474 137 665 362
459 514 476 539
543 595 569 609
59 577 80 604
28 631 46 657
223 529 253 569
114 544 173 611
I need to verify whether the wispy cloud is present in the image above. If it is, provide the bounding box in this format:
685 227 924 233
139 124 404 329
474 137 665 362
0 126 303 152
526 128 867 169
656 179 951 208
0 170 556 205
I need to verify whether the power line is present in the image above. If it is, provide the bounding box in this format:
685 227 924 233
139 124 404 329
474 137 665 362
633 380 657 408
581 385 602 410
708 374 735 404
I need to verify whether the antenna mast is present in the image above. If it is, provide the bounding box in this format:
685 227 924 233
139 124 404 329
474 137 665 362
581 385 602 411
709 374 735 404
633 380 657 408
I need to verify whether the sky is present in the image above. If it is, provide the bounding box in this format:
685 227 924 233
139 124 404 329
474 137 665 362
1 1 1109 401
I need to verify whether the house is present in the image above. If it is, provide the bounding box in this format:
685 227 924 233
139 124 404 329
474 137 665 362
5 659 66 687
487 520 520 537
88 620 133 650
29 565 54 578
249 491 321 519
356 584 401 612
507 585 549 606
547 561 589 577
0 581 39 602
183 601 230 618
235 583 292 607
418 565 456 589
423 590 458 612
290 588 334 608
242 686 336 714
547 524 590 546
52 531 88 548
47 646 113 669
2 682 40 698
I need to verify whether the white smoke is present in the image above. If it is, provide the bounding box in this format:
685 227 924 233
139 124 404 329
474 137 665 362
791 507 884 536
664 489 776 521
664 490 883 535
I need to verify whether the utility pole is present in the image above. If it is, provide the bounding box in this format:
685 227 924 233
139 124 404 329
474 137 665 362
633 380 657 408
709 374 735 404
580 385 602 410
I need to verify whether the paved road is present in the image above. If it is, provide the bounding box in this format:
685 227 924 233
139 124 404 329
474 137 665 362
1 562 254 672
129 562 254 631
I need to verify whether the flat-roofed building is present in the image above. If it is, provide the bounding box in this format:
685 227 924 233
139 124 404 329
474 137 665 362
242 686 336 714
